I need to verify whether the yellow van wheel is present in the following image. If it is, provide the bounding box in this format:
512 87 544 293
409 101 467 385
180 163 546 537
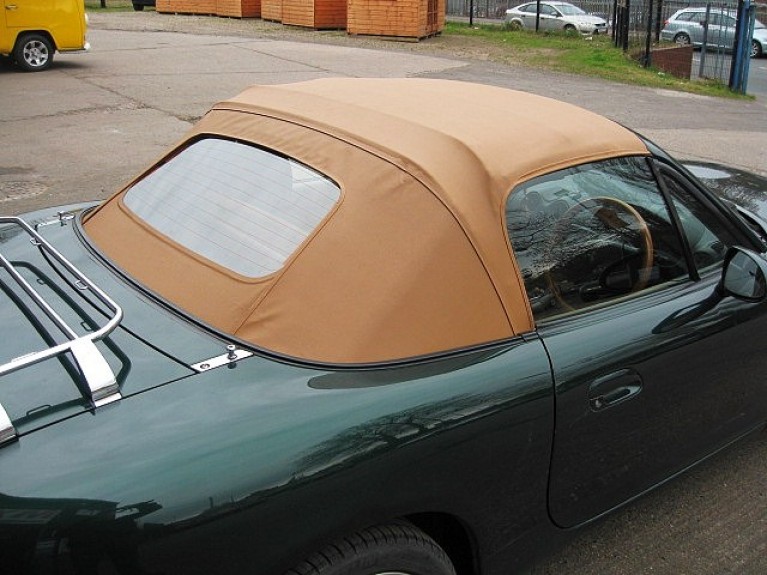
14 34 54 72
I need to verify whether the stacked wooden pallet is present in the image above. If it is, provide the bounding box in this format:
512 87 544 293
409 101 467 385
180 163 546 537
217 0 261 17
157 0 445 38
261 0 283 21
348 0 444 39
156 0 217 15
157 0 259 17
282 0 346 29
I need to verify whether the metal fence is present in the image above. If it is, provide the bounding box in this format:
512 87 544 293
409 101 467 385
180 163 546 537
447 0 766 88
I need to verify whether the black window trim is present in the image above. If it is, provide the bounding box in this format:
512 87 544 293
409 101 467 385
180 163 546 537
639 136 763 251
649 156 762 252
646 158 701 282
506 154 700 325
506 151 764 327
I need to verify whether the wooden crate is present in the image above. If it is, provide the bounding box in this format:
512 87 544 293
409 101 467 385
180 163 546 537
348 0 444 39
217 0 261 17
282 0 346 28
156 0 217 14
261 0 283 21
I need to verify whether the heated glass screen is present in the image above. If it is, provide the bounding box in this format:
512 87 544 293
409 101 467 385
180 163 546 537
124 138 340 277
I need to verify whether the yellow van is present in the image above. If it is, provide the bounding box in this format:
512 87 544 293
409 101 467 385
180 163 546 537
1 0 89 72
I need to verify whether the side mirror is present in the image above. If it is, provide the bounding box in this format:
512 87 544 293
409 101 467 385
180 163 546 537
721 247 767 302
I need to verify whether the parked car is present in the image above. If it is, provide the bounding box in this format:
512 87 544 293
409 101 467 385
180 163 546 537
131 0 156 10
505 1 608 34
0 0 89 71
2 78 767 575
661 6 767 58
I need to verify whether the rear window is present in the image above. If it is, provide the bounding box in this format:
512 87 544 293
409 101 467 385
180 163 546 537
123 138 340 278
676 11 702 23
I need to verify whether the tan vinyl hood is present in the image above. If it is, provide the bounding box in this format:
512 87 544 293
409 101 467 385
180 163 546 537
84 78 648 364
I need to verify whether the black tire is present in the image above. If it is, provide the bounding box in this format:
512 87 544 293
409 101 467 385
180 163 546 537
751 39 762 58
13 33 54 72
509 20 523 31
285 522 457 575
563 24 577 35
133 3 146 10
674 32 691 46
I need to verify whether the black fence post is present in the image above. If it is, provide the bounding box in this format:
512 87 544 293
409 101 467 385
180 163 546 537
622 0 630 52
536 0 541 32
698 4 711 78
654 0 663 42
615 0 625 48
644 0 654 66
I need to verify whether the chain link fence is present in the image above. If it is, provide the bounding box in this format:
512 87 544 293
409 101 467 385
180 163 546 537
447 0 766 88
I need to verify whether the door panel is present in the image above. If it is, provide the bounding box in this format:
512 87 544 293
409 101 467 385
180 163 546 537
5 0 54 30
541 277 767 527
505 154 767 529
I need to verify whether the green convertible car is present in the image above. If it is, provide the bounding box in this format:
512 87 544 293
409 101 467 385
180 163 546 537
2 79 767 575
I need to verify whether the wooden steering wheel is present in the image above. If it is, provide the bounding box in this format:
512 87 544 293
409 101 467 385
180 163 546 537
545 196 654 312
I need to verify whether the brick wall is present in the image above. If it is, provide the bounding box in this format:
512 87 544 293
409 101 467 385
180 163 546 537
651 45 693 79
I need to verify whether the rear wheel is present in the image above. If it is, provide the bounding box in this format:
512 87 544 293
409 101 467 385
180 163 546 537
13 33 53 72
284 522 456 575
674 32 691 46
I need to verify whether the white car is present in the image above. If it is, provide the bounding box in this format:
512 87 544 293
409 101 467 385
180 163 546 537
506 1 608 35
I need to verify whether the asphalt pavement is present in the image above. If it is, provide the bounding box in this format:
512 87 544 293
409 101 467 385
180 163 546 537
1 11 767 574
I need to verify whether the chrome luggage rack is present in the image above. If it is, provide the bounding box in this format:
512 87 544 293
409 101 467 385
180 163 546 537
0 215 124 446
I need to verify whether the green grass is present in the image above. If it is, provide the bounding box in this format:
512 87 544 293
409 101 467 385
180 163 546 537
443 22 745 99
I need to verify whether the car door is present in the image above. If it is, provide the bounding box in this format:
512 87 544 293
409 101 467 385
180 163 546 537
506 155 767 528
518 4 536 28
3 0 51 30
685 11 706 45
539 4 561 31
705 12 729 49
719 13 738 49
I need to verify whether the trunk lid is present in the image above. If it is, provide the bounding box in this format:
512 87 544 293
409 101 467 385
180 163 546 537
0 205 232 439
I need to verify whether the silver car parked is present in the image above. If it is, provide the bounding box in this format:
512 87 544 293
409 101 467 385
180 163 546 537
660 7 766 58
505 1 608 35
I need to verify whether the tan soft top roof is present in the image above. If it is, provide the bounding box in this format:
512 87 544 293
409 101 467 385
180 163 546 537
85 78 648 364
224 78 645 200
